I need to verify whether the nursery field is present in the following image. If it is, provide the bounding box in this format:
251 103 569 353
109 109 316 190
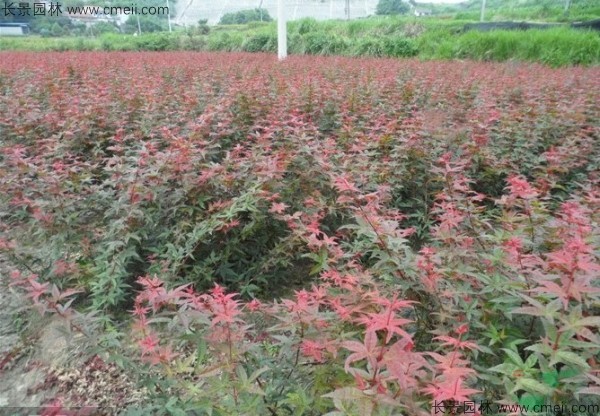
0 52 599 414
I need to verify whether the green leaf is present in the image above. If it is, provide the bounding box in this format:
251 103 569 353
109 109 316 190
165 397 187 416
558 367 580 380
323 387 374 415
248 366 270 383
551 351 590 370
518 393 545 408
515 378 555 396
542 370 558 388
524 353 538 369
576 316 600 327
502 348 524 366
489 362 517 376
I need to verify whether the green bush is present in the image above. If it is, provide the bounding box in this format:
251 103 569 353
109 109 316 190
352 37 386 57
219 8 272 25
90 21 119 35
196 23 210 35
242 33 277 52
296 17 319 35
383 36 418 57
207 32 244 51
133 33 177 51
376 0 410 16
181 35 208 51
302 32 349 55
51 22 66 37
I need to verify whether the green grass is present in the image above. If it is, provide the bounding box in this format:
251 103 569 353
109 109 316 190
414 24 600 66
0 36 98 51
431 0 600 22
1 16 599 67
436 27 600 66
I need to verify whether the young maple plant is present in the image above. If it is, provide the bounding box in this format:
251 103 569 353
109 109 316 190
0 51 599 414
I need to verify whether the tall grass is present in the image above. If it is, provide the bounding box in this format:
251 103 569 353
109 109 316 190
0 36 99 51
1 17 598 67
423 27 600 66
0 33 182 52
446 0 600 22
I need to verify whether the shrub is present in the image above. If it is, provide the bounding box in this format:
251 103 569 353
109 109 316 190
196 23 210 35
181 34 208 51
296 17 318 35
302 32 349 55
351 36 417 58
207 32 244 51
376 0 410 16
90 21 119 35
50 22 66 37
352 37 386 56
383 36 418 57
133 33 177 51
219 8 272 25
242 32 277 52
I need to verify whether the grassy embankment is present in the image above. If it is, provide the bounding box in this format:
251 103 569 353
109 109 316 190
1 16 599 66
430 0 600 22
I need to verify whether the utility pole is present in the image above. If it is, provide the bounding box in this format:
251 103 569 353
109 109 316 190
166 0 172 32
564 0 571 12
480 0 486 22
345 0 350 20
278 0 287 60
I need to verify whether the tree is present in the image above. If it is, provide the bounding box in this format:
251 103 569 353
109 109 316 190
376 0 410 16
219 8 272 25
90 22 119 35
50 22 65 37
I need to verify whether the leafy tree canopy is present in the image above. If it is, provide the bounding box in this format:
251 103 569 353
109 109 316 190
219 8 272 25
376 0 410 15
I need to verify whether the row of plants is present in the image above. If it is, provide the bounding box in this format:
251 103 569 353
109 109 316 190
1 52 599 414
2 21 599 66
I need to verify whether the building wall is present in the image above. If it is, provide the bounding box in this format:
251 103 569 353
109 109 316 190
0 26 25 36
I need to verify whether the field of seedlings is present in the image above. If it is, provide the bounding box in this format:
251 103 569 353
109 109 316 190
0 52 599 414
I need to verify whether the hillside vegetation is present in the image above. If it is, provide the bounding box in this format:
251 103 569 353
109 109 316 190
428 0 600 22
2 16 599 67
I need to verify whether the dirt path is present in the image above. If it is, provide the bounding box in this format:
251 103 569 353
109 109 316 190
0 257 147 414
0 257 58 410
